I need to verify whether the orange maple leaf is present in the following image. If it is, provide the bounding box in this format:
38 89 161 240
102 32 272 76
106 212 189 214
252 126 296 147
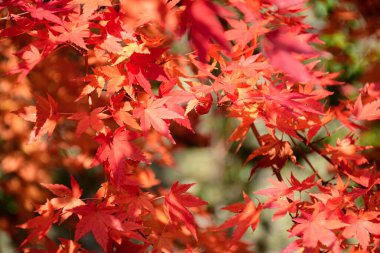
68 107 110 136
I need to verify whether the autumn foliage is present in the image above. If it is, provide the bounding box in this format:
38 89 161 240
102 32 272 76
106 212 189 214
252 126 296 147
1 0 380 252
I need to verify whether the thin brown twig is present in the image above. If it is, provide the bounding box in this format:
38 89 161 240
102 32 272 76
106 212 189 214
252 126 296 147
289 135 322 180
250 123 283 181
295 131 336 168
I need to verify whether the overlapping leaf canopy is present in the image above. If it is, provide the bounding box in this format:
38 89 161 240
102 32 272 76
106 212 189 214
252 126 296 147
1 0 380 252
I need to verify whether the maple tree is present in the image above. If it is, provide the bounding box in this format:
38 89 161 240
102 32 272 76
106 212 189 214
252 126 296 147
1 0 380 252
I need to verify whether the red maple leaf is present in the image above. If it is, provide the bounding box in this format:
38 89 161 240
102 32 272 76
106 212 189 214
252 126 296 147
164 182 208 240
110 221 146 245
264 28 317 82
72 202 124 253
255 178 298 220
68 107 110 136
133 97 184 141
263 87 324 116
243 134 297 179
99 34 124 54
217 192 262 244
347 166 380 193
323 134 370 169
109 91 141 130
225 18 268 48
255 178 292 200
181 0 232 61
289 173 319 192
52 17 90 49
126 48 168 95
115 191 155 219
98 65 128 95
150 231 174 253
10 45 43 80
18 201 60 248
29 94 60 142
76 67 107 100
40 176 85 222
25 2 63 25
92 127 146 188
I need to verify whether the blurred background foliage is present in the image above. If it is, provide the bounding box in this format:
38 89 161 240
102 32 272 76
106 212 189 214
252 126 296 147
1 1 380 252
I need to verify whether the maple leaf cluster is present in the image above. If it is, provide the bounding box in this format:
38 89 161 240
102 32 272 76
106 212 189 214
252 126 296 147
1 0 380 252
